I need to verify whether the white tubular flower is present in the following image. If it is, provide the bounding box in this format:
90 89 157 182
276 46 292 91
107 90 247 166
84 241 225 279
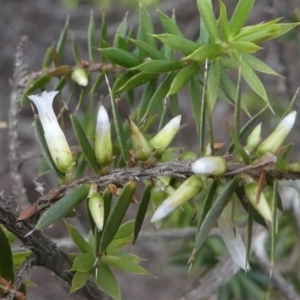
29 91 73 173
218 200 250 272
257 111 296 156
149 115 181 155
95 105 113 167
150 175 202 222
191 156 227 175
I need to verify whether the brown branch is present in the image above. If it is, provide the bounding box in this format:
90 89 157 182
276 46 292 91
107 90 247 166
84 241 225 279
0 195 112 300
8 35 29 209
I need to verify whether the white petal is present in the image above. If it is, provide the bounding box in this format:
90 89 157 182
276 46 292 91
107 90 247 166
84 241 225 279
96 105 110 132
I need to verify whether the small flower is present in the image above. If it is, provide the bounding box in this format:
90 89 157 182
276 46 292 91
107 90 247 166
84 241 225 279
88 192 104 231
130 120 152 161
257 111 296 156
191 156 227 175
151 175 202 222
218 199 250 271
95 105 113 167
245 123 261 153
71 68 88 86
29 91 73 173
149 115 181 155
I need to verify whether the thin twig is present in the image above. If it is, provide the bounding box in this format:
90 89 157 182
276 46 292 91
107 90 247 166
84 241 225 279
8 35 29 209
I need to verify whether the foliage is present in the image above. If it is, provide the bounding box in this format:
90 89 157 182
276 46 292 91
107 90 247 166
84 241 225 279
1 0 300 299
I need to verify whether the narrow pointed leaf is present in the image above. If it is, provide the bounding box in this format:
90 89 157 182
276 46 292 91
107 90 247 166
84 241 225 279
229 0 255 37
96 264 121 300
71 271 90 293
35 184 90 230
143 73 174 120
24 74 52 95
133 181 153 244
99 181 137 253
153 34 199 55
139 4 157 49
72 37 80 64
70 114 100 173
157 9 183 36
113 13 128 48
129 39 164 59
99 48 143 68
207 58 220 110
132 59 184 73
90 72 106 94
138 79 157 122
189 74 201 132
71 252 95 272
168 61 199 96
42 46 53 69
197 0 221 43
88 11 95 62
0 226 14 281
56 17 69 58
195 177 238 251
186 44 223 62
230 41 261 53
219 0 230 42
65 220 92 253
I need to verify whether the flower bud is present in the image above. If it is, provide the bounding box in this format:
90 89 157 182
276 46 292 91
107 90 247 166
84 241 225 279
29 91 73 173
88 192 104 231
151 175 202 222
95 105 113 167
218 199 250 271
149 115 181 155
245 123 261 153
245 182 272 222
191 156 227 175
71 68 88 86
130 121 152 161
257 111 296 156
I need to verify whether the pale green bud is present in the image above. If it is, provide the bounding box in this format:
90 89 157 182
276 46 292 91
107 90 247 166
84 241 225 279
71 68 88 86
191 156 227 175
88 192 104 231
29 91 73 173
245 182 272 222
257 111 296 156
245 123 261 153
149 115 181 155
150 175 202 222
95 105 113 166
130 121 152 161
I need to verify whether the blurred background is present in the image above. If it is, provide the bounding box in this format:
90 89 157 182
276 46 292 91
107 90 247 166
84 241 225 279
0 0 300 299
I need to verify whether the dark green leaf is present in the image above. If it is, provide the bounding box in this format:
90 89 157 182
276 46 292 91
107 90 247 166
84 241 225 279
139 3 157 49
186 44 223 62
129 39 164 59
132 59 184 73
157 9 183 36
71 271 90 292
88 11 95 62
0 226 14 281
56 17 69 58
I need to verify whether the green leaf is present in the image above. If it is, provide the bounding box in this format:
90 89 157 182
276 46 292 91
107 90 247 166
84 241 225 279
33 114 64 180
230 41 261 53
168 61 199 96
114 220 135 240
56 16 69 58
96 264 121 300
71 252 95 272
157 9 183 36
228 128 251 164
241 53 280 76
72 36 81 64
90 72 106 94
99 47 143 68
207 58 220 110
219 0 230 42
88 11 95 62
99 181 137 253
71 271 90 293
197 0 221 43
189 74 202 132
240 57 271 109
13 251 32 268
113 71 136 93
229 0 255 37
142 73 174 120
102 255 149 275
107 236 132 253
195 177 238 251
42 46 53 69
24 74 52 95
132 59 184 73
0 226 14 281
113 13 128 48
139 3 157 49
153 34 199 56
133 181 153 244
70 114 100 174
115 72 157 93
186 44 223 62
35 184 90 230
100 9 108 49
64 220 92 253
129 39 164 59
